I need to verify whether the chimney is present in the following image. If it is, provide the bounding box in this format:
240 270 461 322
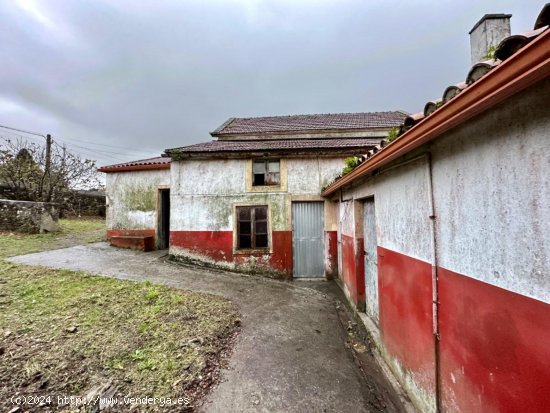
469 14 512 64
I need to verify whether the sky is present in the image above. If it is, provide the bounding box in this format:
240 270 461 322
0 0 544 167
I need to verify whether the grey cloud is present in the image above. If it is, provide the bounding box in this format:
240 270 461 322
0 0 543 166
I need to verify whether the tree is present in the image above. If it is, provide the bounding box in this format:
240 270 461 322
0 137 103 205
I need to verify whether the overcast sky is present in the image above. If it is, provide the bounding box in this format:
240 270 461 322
0 0 543 166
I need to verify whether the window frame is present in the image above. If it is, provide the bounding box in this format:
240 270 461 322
252 159 280 187
235 204 271 252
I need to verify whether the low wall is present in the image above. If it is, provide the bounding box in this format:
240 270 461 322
0 199 60 233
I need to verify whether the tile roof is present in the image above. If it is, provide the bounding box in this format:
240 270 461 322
167 138 383 156
98 156 170 172
211 111 407 136
322 3 550 196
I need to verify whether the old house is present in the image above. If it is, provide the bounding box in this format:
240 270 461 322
164 112 405 278
322 9 550 413
98 156 171 251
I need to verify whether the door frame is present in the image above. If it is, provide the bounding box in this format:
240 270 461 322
156 187 170 250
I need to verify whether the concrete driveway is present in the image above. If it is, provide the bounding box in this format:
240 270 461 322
8 243 404 413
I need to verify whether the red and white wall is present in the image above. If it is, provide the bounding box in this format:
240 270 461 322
105 168 170 245
335 78 550 412
169 157 343 277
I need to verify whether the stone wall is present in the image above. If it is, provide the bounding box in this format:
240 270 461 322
63 191 106 217
0 186 105 217
0 199 60 233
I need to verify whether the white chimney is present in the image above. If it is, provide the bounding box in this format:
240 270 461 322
469 14 512 64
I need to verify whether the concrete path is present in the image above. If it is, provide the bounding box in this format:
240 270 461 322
8 243 403 413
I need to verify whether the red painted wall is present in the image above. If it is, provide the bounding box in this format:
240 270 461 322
377 246 436 392
439 267 550 413
170 230 293 275
340 234 365 306
107 229 157 251
107 229 156 242
324 231 338 279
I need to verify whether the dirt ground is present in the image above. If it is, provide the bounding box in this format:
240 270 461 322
9 243 411 413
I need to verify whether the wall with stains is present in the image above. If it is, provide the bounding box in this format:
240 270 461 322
334 77 550 413
170 157 344 277
105 169 170 243
340 156 436 412
430 76 550 413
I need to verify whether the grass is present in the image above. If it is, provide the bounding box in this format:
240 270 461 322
0 218 240 411
0 218 106 258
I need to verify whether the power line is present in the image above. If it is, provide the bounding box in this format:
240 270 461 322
53 140 129 163
55 137 154 157
0 124 46 138
55 134 157 153
0 122 156 160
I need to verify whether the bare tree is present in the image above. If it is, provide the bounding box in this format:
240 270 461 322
0 137 103 204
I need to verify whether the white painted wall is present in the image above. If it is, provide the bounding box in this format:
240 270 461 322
432 77 550 304
105 169 170 230
343 157 433 263
287 158 344 194
171 157 346 233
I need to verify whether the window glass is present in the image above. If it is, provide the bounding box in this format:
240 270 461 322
252 160 280 186
253 161 266 173
236 205 269 249
255 234 268 248
268 161 280 172
255 221 267 234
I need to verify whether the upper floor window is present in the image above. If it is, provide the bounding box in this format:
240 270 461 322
253 159 280 186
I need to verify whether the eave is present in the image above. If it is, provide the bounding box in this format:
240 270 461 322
97 164 170 173
322 28 550 197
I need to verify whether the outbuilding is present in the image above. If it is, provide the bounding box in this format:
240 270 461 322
322 9 550 413
98 156 171 251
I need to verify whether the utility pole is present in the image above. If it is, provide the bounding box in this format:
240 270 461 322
41 134 53 201
45 134 52 177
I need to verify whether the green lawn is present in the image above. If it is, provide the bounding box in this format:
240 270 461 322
0 218 106 258
0 218 240 411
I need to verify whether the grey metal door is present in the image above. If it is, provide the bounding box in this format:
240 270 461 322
363 198 379 322
292 202 325 278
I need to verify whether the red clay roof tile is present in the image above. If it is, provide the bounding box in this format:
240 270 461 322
211 111 407 136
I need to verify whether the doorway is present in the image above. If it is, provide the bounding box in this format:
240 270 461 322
158 189 170 249
292 201 325 278
363 197 379 322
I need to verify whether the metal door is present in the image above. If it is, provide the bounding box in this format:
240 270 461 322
363 198 379 322
292 202 325 278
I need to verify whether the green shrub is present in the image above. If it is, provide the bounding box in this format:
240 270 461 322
342 156 360 175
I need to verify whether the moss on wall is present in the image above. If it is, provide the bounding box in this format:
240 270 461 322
122 185 156 212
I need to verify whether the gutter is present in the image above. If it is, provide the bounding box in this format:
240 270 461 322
322 28 550 197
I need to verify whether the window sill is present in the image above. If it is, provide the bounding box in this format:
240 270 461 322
247 185 285 193
234 248 272 255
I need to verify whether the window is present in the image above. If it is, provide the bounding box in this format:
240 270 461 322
237 206 269 249
253 159 280 186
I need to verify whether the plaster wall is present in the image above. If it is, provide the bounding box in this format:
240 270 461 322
105 169 169 231
334 78 550 413
431 76 550 304
170 156 345 275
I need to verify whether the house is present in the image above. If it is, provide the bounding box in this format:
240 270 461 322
164 112 406 278
321 8 550 413
98 156 171 251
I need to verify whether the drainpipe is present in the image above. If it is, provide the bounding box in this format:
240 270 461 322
425 152 442 413
375 153 442 410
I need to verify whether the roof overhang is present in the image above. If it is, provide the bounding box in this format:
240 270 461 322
322 28 550 197
168 147 378 161
98 163 170 173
